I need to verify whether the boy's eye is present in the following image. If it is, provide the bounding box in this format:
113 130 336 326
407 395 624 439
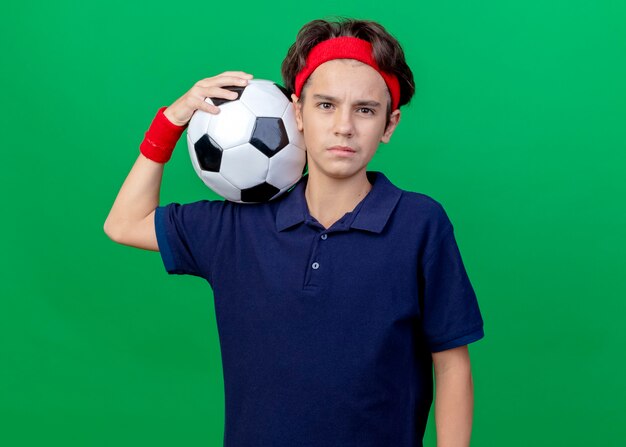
317 102 333 109
358 107 374 115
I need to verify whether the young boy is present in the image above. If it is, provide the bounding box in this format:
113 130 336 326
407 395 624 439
105 18 484 447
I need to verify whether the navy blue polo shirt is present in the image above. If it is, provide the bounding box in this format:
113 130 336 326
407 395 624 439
155 171 484 447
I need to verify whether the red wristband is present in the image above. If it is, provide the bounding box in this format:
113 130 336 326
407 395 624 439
139 106 187 163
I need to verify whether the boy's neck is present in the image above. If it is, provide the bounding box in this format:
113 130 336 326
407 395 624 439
304 169 372 229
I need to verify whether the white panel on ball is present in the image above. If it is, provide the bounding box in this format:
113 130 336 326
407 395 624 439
240 82 290 117
200 171 242 202
187 99 213 143
281 106 305 150
219 143 269 190
266 144 306 190
207 101 256 150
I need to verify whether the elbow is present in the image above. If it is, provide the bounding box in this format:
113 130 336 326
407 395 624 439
103 212 157 251
103 217 124 243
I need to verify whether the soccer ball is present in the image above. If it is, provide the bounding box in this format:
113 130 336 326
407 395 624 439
186 79 306 203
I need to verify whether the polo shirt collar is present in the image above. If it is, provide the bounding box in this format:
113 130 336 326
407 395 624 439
275 171 402 233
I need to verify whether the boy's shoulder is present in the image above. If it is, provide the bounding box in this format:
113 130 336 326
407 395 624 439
398 188 446 214
385 177 452 231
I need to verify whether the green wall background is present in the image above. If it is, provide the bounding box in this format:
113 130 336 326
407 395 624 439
2 0 625 445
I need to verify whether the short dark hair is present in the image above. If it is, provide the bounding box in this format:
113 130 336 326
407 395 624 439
281 18 415 110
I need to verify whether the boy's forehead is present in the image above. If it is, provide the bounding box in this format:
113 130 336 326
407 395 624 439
305 59 388 100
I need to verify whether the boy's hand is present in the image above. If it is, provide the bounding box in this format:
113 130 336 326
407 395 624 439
163 71 254 126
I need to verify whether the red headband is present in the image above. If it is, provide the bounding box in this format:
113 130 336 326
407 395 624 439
294 36 401 111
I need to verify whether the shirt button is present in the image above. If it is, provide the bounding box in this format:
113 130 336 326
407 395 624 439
320 234 328 240
312 262 320 270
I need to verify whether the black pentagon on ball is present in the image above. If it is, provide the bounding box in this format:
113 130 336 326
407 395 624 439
250 117 289 157
241 182 280 203
274 83 292 100
210 85 245 106
194 134 223 172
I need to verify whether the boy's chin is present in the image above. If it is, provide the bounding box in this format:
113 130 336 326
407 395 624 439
308 164 368 181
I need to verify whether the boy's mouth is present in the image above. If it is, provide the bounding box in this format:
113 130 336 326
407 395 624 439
328 145 356 154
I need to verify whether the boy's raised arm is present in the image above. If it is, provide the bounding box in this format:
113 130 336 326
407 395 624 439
103 154 165 251
103 71 253 251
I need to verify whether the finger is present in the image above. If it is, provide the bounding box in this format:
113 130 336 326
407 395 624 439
196 97 220 115
200 86 241 101
218 71 253 78
197 76 250 89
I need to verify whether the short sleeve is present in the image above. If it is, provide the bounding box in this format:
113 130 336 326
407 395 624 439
155 200 226 281
420 222 484 353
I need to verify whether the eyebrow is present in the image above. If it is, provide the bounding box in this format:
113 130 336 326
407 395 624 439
312 94 382 108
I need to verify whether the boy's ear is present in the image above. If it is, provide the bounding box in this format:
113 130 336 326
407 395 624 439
381 109 401 144
291 93 303 132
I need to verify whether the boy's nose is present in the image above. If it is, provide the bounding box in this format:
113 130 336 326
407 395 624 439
333 108 354 137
